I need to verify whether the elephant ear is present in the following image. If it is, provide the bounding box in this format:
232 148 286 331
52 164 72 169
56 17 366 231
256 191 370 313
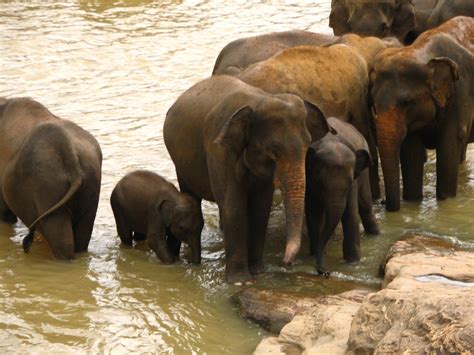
158 200 175 228
304 101 337 142
392 0 415 41
354 149 371 179
329 0 350 35
428 57 459 109
213 105 252 153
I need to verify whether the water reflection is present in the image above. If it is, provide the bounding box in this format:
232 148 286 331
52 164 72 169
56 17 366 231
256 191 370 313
0 0 473 353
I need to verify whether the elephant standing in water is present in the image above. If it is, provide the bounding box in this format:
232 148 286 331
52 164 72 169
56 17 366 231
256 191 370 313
0 98 102 258
111 170 203 264
164 75 334 285
212 30 336 75
306 117 379 276
371 16 474 211
235 34 400 200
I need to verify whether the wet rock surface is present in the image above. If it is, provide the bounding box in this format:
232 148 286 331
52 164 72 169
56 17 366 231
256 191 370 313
245 235 474 354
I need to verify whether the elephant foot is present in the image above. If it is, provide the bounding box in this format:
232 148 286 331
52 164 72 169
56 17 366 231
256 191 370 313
226 270 254 285
249 261 265 276
317 268 330 278
363 221 380 235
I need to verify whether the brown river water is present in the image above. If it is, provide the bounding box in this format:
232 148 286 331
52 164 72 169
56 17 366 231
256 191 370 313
1 1 473 353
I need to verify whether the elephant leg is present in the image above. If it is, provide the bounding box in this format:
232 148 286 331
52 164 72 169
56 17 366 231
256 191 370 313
401 135 425 201
436 129 462 200
220 188 251 285
342 185 361 264
73 204 98 253
247 181 273 276
305 192 324 256
133 232 147 241
166 233 182 259
358 170 379 235
0 190 17 224
112 204 133 246
38 210 75 260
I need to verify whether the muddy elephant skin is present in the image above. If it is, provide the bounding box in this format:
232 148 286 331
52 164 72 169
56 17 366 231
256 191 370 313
371 16 474 211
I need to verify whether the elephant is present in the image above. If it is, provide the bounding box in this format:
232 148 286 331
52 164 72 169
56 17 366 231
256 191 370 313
371 16 474 211
306 117 379 276
212 30 336 75
329 0 417 43
427 0 474 29
110 170 204 264
163 75 334 285
0 98 102 258
235 34 401 200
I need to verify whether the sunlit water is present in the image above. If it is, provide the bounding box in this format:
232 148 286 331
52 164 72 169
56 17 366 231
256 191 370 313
0 1 473 353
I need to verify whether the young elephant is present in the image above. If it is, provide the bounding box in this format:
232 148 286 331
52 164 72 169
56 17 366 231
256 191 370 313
305 117 380 276
110 170 204 264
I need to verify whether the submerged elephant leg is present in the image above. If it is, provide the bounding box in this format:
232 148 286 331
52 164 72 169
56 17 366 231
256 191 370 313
73 204 98 253
247 181 273 276
401 135 425 201
38 210 75 260
436 130 462 200
166 233 182 259
358 170 379 235
111 204 133 246
341 185 361 264
133 232 147 241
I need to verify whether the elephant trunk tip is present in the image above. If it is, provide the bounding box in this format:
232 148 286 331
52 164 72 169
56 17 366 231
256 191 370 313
282 241 300 265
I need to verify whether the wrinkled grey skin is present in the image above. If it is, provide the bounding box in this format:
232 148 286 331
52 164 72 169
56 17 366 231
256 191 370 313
111 170 204 264
164 75 333 285
212 30 336 75
427 0 474 29
329 0 416 43
305 117 379 276
0 98 102 259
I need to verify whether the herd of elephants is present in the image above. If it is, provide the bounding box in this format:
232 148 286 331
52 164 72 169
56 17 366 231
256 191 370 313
0 0 473 285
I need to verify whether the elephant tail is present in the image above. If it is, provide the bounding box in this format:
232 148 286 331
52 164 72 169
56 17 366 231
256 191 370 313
27 126 83 230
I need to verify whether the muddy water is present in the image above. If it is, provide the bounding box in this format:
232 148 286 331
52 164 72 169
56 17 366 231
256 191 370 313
0 0 473 353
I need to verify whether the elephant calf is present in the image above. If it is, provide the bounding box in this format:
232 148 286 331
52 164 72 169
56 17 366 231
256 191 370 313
110 170 203 264
305 117 379 276
0 98 102 259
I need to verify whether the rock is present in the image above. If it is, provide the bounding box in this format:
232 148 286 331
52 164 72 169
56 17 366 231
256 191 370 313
348 234 474 354
243 289 372 355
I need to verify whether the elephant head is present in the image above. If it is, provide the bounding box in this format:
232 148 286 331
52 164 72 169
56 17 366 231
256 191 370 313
329 0 416 42
214 93 331 265
371 54 459 211
158 196 204 264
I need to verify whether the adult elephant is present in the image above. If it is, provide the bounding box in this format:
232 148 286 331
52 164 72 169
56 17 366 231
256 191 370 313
0 98 102 258
212 30 336 75
329 0 441 43
427 0 474 29
235 34 399 200
371 16 474 212
164 75 333 285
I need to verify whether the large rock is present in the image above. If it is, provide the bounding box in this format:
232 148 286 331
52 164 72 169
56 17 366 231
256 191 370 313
348 234 474 353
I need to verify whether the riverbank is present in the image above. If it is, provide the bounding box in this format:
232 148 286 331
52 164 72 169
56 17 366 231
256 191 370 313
235 234 474 353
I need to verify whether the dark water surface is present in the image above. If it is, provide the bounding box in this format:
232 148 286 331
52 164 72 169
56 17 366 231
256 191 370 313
1 1 473 353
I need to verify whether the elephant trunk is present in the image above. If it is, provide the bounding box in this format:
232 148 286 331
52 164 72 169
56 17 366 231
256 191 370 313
278 158 306 265
376 108 406 212
317 202 346 272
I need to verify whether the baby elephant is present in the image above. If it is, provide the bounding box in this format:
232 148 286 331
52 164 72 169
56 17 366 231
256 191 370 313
110 170 204 264
305 117 380 276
